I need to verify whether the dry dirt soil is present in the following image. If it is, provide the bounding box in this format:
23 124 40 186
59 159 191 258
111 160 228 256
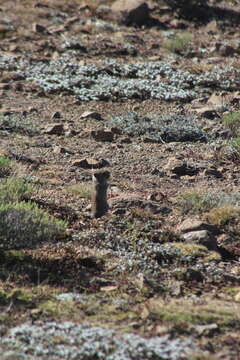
0 0 240 359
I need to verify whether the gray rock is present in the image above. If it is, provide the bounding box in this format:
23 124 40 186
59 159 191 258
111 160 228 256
32 23 46 33
44 123 65 135
180 230 218 251
177 218 219 234
164 157 199 177
195 106 219 119
203 167 223 178
194 323 218 336
51 111 61 119
91 129 114 142
80 111 103 120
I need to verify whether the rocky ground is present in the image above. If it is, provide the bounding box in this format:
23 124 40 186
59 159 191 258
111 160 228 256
0 0 240 359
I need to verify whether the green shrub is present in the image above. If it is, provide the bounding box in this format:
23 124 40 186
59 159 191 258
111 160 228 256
229 137 240 160
0 156 10 168
109 112 207 143
223 112 240 137
0 201 67 250
179 191 218 215
179 190 240 215
0 156 11 177
0 177 33 204
0 114 38 136
164 33 193 54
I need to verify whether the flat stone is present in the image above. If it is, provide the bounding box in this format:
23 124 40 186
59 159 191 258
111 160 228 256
0 25 11 33
53 146 73 154
207 93 224 106
194 323 219 336
0 83 10 90
2 73 24 82
181 230 218 251
91 129 114 142
195 106 219 119
235 292 240 302
32 23 47 33
120 137 132 143
164 157 199 177
177 218 219 234
52 111 61 119
80 111 103 120
44 123 65 135
203 168 222 178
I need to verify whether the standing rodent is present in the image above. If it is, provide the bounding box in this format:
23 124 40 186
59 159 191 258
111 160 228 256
91 170 110 218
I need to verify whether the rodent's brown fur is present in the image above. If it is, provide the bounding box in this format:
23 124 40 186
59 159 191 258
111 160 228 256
91 170 110 218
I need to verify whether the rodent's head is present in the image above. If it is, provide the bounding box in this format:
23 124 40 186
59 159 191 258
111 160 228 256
92 170 110 183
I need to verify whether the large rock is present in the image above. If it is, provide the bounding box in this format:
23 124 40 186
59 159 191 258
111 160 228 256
177 218 219 234
164 157 199 177
180 230 218 251
111 0 150 26
177 218 220 251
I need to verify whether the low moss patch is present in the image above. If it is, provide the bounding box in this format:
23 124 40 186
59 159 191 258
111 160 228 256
164 33 193 54
144 298 240 329
172 243 221 262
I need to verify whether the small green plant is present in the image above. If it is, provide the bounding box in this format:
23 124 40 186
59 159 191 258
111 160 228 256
0 201 67 250
0 177 33 204
0 156 11 177
0 156 10 168
0 114 39 136
109 112 207 143
229 137 240 159
67 183 92 199
179 190 240 215
179 190 219 215
223 111 240 136
164 33 193 54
